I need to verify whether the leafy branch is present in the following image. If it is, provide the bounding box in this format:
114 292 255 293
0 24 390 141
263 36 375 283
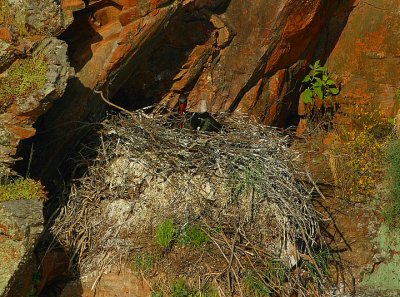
301 60 339 107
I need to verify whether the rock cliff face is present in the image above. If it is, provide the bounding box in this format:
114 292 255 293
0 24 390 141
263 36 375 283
327 0 400 117
0 0 398 180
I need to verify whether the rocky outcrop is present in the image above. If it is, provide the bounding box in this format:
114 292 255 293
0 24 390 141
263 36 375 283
0 37 73 176
0 200 43 297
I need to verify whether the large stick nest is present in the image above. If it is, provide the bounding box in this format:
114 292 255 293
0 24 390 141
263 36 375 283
51 112 326 295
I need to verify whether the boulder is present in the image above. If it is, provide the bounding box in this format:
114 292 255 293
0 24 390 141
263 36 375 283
0 200 43 297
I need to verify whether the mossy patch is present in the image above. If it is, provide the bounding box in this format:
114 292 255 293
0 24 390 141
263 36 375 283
0 178 46 202
360 224 400 290
0 57 47 111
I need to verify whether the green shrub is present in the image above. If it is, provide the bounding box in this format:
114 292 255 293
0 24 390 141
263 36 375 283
179 225 209 247
155 219 176 249
0 56 48 110
301 60 339 106
385 140 400 227
0 177 46 202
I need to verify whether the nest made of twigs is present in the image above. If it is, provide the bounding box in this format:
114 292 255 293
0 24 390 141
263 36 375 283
51 111 328 296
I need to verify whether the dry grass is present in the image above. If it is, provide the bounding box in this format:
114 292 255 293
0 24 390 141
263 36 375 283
51 111 330 295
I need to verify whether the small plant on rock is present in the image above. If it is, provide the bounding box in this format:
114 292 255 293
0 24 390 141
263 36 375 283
300 60 339 113
0 56 47 111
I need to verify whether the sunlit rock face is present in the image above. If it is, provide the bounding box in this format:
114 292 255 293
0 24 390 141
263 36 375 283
326 0 400 118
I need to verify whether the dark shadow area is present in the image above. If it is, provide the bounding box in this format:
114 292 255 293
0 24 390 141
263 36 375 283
14 77 105 189
13 77 103 297
112 10 214 111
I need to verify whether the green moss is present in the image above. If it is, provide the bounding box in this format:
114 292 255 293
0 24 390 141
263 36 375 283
0 177 46 202
0 57 47 111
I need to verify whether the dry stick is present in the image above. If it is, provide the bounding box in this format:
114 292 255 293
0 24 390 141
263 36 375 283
306 171 327 200
227 228 240 297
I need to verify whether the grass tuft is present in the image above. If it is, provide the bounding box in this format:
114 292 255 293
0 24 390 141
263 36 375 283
170 279 189 297
131 253 156 275
155 219 176 249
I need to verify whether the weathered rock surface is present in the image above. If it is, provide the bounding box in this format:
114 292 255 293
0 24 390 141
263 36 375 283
0 37 73 176
0 200 43 297
326 0 400 118
59 268 150 297
0 41 16 73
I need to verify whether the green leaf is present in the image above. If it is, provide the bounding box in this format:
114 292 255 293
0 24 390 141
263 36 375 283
301 89 313 104
323 75 328 82
327 79 336 86
388 117 396 125
313 80 323 87
315 87 323 99
302 75 311 83
330 88 339 95
314 60 320 68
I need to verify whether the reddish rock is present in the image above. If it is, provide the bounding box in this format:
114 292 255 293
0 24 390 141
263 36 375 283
59 268 151 297
6 0 399 180
119 7 142 26
0 28 12 43
62 0 85 11
327 0 400 118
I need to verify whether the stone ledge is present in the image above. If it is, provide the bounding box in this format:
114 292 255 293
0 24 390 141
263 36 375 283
0 200 43 297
